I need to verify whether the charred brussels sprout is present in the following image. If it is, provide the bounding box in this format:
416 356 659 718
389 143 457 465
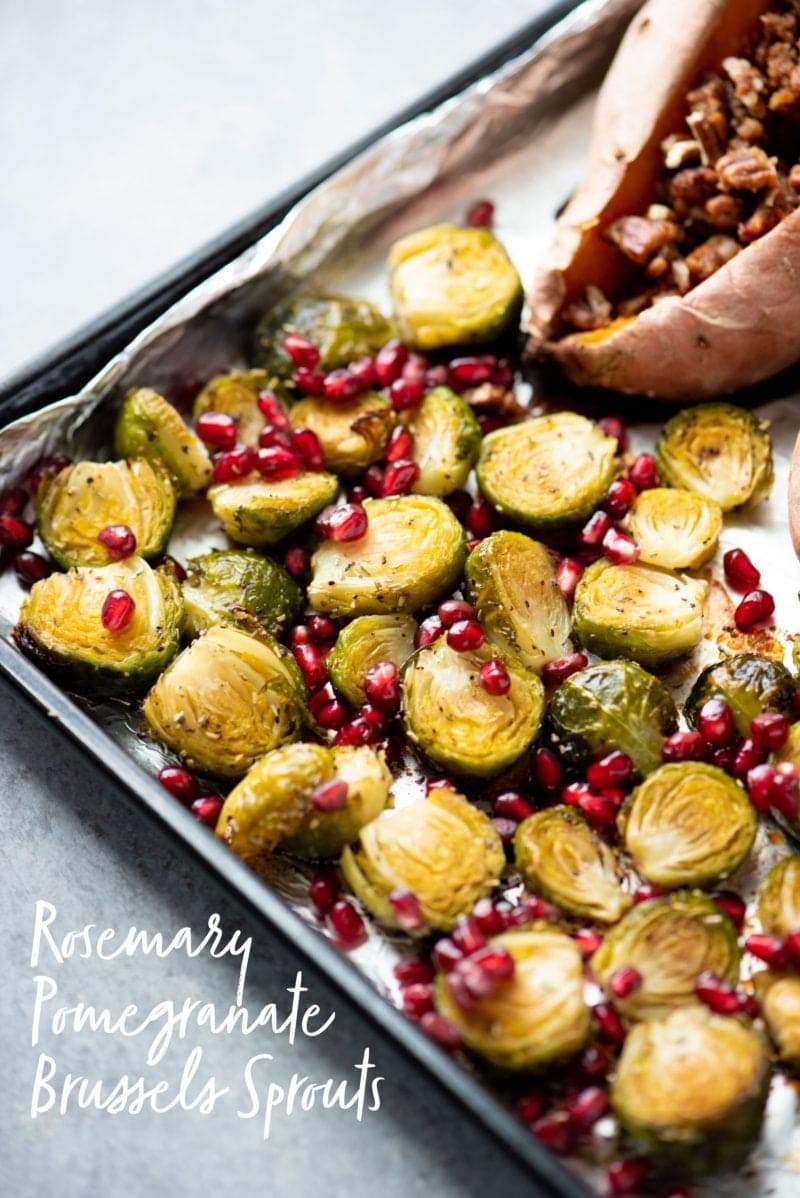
283 746 392 859
181 549 302 639
434 927 591 1071
307 496 466 617
592 892 740 1021
142 625 307 778
37 458 176 569
624 488 722 570
15 557 181 693
402 637 544 778
405 387 481 497
685 654 796 739
475 412 617 528
288 392 395 475
465 530 572 673
514 806 630 924
655 403 773 511
620 763 757 889
388 224 523 351
547 659 678 778
573 561 706 668
761 976 800 1071
193 370 269 449
253 294 395 378
611 1007 770 1175
757 857 800 939
328 614 417 707
208 470 339 547
340 787 504 933
114 387 212 496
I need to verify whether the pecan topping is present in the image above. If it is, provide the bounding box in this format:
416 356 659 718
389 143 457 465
685 235 740 284
717 146 779 192
604 216 679 266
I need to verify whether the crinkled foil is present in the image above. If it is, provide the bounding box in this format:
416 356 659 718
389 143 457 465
2 0 800 1191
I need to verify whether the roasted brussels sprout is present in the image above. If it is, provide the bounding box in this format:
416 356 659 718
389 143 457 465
591 892 740 1021
620 763 757 889
37 458 176 569
181 548 302 639
142 625 306 778
475 412 617 528
611 1007 770 1175
327 614 417 707
208 470 339 547
402 637 544 778
761 976 800 1071
464 530 571 673
388 224 523 351
573 560 706 668
15 556 181 693
288 392 395 476
624 488 722 570
434 927 591 1071
114 387 212 496
757 857 800 939
193 370 269 449
253 294 395 377
685 653 796 739
547 659 678 778
340 787 504 933
283 745 392 859
307 496 467 617
405 387 481 497
514 806 630 924
655 403 774 512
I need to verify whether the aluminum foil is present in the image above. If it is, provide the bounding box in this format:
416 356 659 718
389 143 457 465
2 0 800 1191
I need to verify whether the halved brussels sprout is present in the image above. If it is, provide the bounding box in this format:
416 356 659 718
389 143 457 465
114 387 212 496
757 857 800 939
340 786 504 933
288 392 395 476
475 412 617 528
434 927 591 1071
142 624 307 778
181 548 302 639
655 403 774 512
611 1007 770 1175
547 659 678 778
193 370 269 448
402 637 544 778
620 763 757 889
328 614 417 707
761 976 800 1071
15 556 181 693
591 892 740 1021
253 294 395 377
216 743 390 861
388 224 523 351
573 561 706 669
307 496 467 618
37 458 176 569
514 806 630 924
685 654 796 739
208 470 339 547
405 387 481 497
465 530 572 673
624 488 722 570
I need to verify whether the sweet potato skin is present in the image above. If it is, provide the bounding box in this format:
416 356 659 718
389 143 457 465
789 430 800 560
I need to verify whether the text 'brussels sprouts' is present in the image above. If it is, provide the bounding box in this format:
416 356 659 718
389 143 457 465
405 387 481 497
685 653 796 739
143 625 307 778
15 557 181 693
757 857 800 939
434 927 591 1071
476 412 617 528
328 614 417 707
625 488 722 570
655 403 773 511
208 470 339 547
762 976 800 1071
114 387 212 496
573 560 706 668
253 294 395 378
621 763 757 889
193 370 270 449
389 224 523 351
340 787 504 934
289 392 395 476
402 637 544 778
307 496 466 617
181 548 302 639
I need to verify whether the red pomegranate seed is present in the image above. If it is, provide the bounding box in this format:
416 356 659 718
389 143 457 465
747 762 778 811
593 1002 626 1043
292 366 326 396
308 679 335 711
471 945 515 983
472 898 505 937
556 557 583 602
602 527 640 565
695 971 741 1015
27 454 70 495
402 353 429 384
609 966 642 999
415 614 444 649
401 981 434 1019
542 653 588 684
328 899 366 946
580 793 619 831
305 615 335 645
290 428 325 471
0 515 32 551
359 703 388 732
723 548 760 591
212 445 256 483
587 751 633 789
0 486 28 515
746 933 790 970
598 415 628 452
697 698 736 747
531 1115 573 1155
389 888 424 932
633 883 665 904
786 930 800 970
628 453 659 491
517 1092 546 1125
419 1010 461 1050
389 378 424 411
452 915 486 956
562 781 593 807
772 764 800 821
580 510 612 547
374 340 409 387
712 891 746 930
446 619 485 652
283 546 310 578
257 389 291 429
735 589 775 630
737 990 760 1019
256 445 302 480
751 711 789 750
283 332 320 368
438 598 476 627
508 895 558 926
606 1158 648 1195
707 745 734 772
432 937 463 973
315 503 368 542
531 746 563 792
662 730 706 762
599 785 626 810
447 356 495 390
364 661 400 710
349 356 376 389
733 737 766 780
492 358 514 387
293 642 328 688
13 552 52 585
195 410 237 449
425 365 449 389
426 776 454 793
466 497 494 539
492 792 534 822
445 967 479 1009
480 659 511 695
97 524 137 559
316 700 349 731
386 426 414 462
191 795 223 826
259 427 291 450
324 368 367 403
334 715 380 746
574 928 603 959
101 589 135 633
578 1042 614 1080
381 458 419 496
311 779 349 813
158 765 198 804
394 957 434 986
466 199 494 227
309 868 341 915
360 466 382 499
568 1086 609 1130
603 478 636 519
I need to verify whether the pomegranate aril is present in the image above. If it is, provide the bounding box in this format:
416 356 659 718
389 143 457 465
349 356 375 389
587 751 633 789
401 353 429 384
531 746 563 792
432 937 463 973
695 971 741 1015
389 888 424 932
517 1092 545 1125
772 764 800 821
723 547 760 591
735 589 775 630
0 487 28 515
737 990 760 1019
292 366 326 396
447 356 495 390
492 359 514 388
786 930 800 970
438 598 476 627
574 928 603 960
662 730 706 762
466 199 494 227
393 957 434 986
633 883 665 904
101 589 135 633
315 700 349 730
425 365 449 389
466 497 494 539
568 1086 609 1130
580 510 612 546
492 792 534 823
364 661 400 710
283 332 320 368
745 933 790 971
593 1001 626 1043
606 1158 648 1195
712 890 746 930
386 426 414 462
556 557 583 601
333 715 379 746
195 410 237 449
13 551 52 585
426 776 454 793
472 898 506 937
212 445 256 483
578 792 618 831
531 1114 573 1155
751 711 789 750
359 702 388 731
257 389 291 429
381 458 419 496
578 1042 614 1080
542 653 588 684
256 445 302 480
599 415 628 452
328 899 366 947
609 966 642 999
747 762 778 811
324 368 367 403
602 527 639 565
419 1010 461 1050
310 779 349 812
628 453 659 490
446 619 485 652
697 698 736 747
27 454 70 495
475 655 509 697
0 515 32 551
388 377 424 412
401 981 434 1019
305 615 335 645
293 642 328 688
158 765 198 804
373 340 408 387
258 427 292 450
290 427 325 471
451 915 486 956
562 781 592 807
415 614 444 649
97 524 137 559
192 795 223 826
469 945 515 983
283 546 310 578
446 967 479 1008
733 737 766 780
508 895 557 926
603 478 636 519
315 503 368 542
309 868 341 915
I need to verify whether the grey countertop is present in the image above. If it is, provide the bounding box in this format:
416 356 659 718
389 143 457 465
0 2 560 1196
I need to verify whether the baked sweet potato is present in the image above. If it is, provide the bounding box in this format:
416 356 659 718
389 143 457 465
528 0 800 401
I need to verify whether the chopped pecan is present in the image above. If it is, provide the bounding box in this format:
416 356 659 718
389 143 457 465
670 166 718 206
685 235 740 283
604 215 679 265
722 56 767 116
662 134 701 170
716 145 779 192
789 164 800 192
686 110 728 165
734 116 765 142
739 204 781 242
461 382 529 419
765 38 798 89
561 285 612 332
704 193 743 228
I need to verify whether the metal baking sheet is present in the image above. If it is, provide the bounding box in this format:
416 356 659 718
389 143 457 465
1 0 799 1192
